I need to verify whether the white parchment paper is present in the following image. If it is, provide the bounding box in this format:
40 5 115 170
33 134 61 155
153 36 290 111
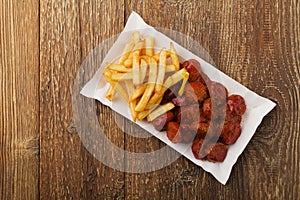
80 11 276 184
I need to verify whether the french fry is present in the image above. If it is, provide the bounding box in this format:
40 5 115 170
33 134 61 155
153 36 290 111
155 48 167 93
132 41 144 85
103 68 112 82
132 32 140 44
130 100 137 121
147 68 188 107
132 51 140 85
137 110 151 121
140 55 150 60
140 59 148 84
178 71 189 96
111 72 133 81
124 58 133 67
133 41 144 53
147 102 175 122
128 52 133 59
137 105 157 120
108 63 132 72
163 68 188 89
146 93 163 110
153 52 160 61
127 40 143 61
106 85 115 101
145 35 154 56
131 85 147 101
169 42 180 70
165 64 176 72
124 80 137 120
124 80 134 95
118 42 135 64
135 57 157 112
153 50 170 61
144 97 163 111
114 82 129 104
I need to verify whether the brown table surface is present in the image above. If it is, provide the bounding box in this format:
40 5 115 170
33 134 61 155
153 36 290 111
1 0 299 199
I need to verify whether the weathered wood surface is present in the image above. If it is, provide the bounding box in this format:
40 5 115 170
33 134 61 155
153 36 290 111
0 0 40 199
0 0 299 199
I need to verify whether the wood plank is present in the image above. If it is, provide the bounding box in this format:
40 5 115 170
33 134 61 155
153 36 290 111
78 0 126 199
124 0 299 199
0 0 40 199
39 0 125 199
240 0 300 199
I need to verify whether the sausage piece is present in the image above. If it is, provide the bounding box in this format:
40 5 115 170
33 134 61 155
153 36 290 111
185 82 208 103
221 122 241 144
176 105 200 124
183 122 209 139
208 81 228 107
202 98 212 120
197 122 209 138
207 142 228 162
180 123 198 143
192 138 206 160
227 94 246 115
182 59 201 82
192 138 228 162
152 111 175 131
166 122 182 143
172 95 188 106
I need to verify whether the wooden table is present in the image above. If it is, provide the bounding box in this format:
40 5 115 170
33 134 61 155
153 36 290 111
1 0 299 199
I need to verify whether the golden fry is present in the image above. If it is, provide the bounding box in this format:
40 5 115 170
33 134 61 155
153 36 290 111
165 64 176 72
146 68 188 107
133 41 144 53
124 80 137 120
128 52 133 59
108 63 132 72
132 51 140 85
124 58 133 67
106 85 115 101
155 48 167 93
135 57 157 112
153 50 170 61
147 102 175 122
132 32 140 44
103 68 112 82
163 68 188 89
129 100 137 121
169 42 180 70
140 59 148 84
146 93 163 110
153 52 160 61
137 110 150 121
114 82 129 103
145 35 155 56
124 80 134 94
118 42 135 64
111 72 132 81
131 85 147 101
140 55 150 60
178 71 189 96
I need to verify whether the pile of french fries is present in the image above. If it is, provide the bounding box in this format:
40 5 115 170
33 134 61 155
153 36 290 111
103 31 189 122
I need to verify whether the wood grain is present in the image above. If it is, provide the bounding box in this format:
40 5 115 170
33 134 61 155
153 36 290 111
39 0 125 199
0 0 299 199
0 0 40 199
